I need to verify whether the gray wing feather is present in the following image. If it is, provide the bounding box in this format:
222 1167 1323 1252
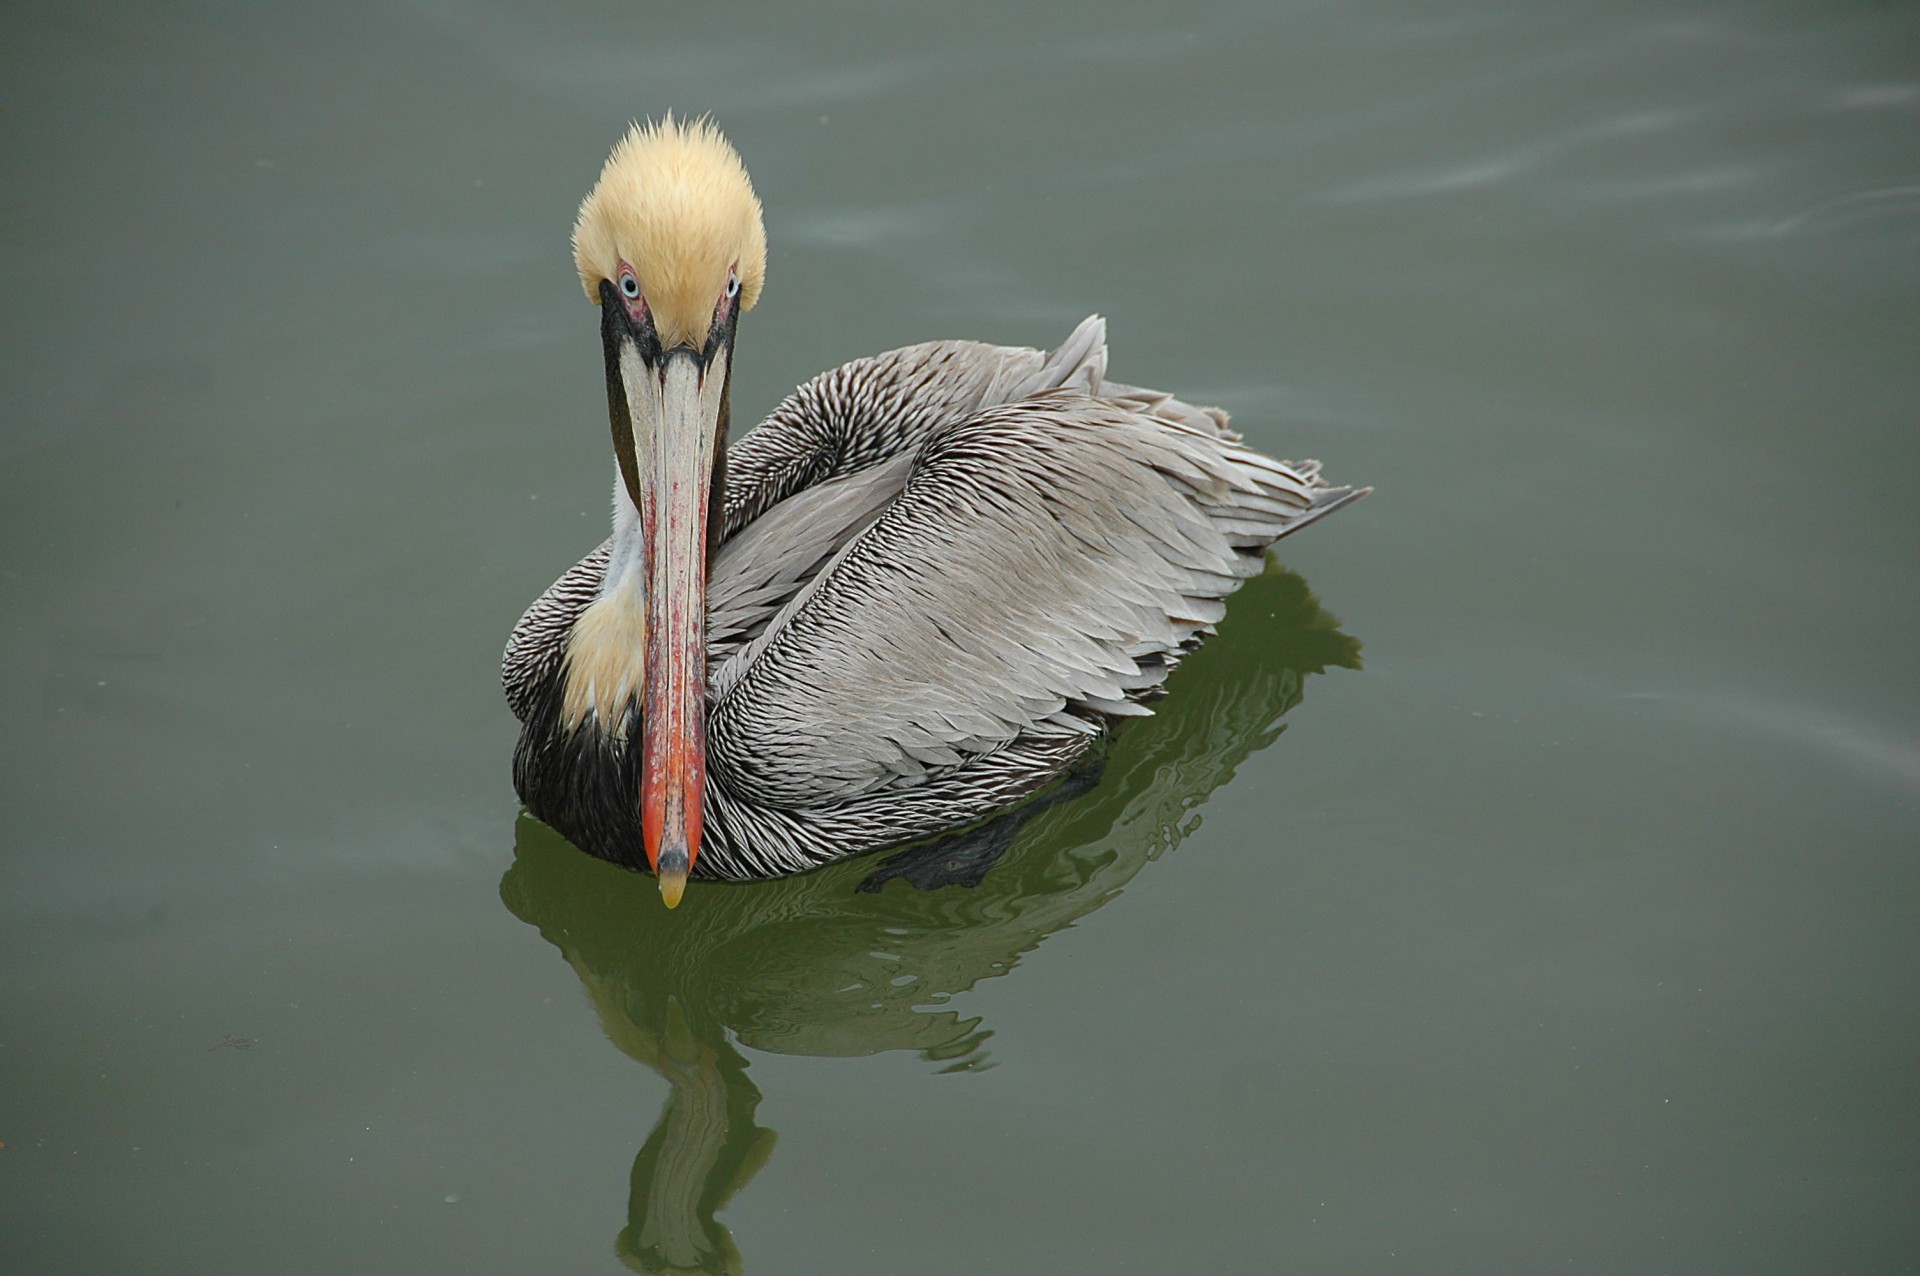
708 454 912 658
708 393 1330 810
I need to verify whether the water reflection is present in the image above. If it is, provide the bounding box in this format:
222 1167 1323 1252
499 564 1359 1273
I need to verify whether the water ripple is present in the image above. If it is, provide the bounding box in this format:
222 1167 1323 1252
1623 689 1920 795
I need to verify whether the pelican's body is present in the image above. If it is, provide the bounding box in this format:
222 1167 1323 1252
504 119 1366 900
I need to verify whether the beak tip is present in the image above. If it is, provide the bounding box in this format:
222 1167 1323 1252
656 848 690 909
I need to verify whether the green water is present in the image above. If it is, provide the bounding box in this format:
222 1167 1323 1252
3 2 1915 1272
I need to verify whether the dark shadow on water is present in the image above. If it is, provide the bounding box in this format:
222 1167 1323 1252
499 563 1360 1274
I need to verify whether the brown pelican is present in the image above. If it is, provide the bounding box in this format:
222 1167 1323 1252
504 117 1366 907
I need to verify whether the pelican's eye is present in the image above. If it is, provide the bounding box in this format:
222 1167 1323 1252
618 271 641 300
725 267 740 300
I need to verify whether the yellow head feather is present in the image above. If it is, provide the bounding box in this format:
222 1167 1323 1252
571 115 767 349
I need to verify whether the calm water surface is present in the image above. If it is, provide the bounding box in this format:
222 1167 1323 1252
3 2 1916 1272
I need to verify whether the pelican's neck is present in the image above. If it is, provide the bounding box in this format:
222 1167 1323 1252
605 468 647 598
557 471 649 735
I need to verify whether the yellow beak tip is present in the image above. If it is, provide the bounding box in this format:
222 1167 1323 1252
658 870 688 909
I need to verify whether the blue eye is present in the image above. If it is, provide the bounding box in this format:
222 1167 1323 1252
725 269 740 299
619 272 640 299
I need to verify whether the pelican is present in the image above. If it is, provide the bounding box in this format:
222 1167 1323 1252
504 117 1367 907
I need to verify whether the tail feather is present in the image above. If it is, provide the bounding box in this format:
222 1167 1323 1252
1274 484 1370 541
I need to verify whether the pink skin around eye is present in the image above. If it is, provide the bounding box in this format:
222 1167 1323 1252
616 259 648 325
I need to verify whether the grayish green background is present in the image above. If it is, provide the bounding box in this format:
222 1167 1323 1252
3 1 1915 1272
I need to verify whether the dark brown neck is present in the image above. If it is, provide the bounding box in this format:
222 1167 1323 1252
707 365 732 561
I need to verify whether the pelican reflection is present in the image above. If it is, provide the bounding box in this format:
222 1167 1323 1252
499 563 1359 1273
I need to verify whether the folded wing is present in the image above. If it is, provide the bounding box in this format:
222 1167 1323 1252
708 393 1353 809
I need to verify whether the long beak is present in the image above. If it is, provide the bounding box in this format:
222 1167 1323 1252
608 329 727 909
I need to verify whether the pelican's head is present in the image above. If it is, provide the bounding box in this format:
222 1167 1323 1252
572 115 766 350
570 116 765 908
